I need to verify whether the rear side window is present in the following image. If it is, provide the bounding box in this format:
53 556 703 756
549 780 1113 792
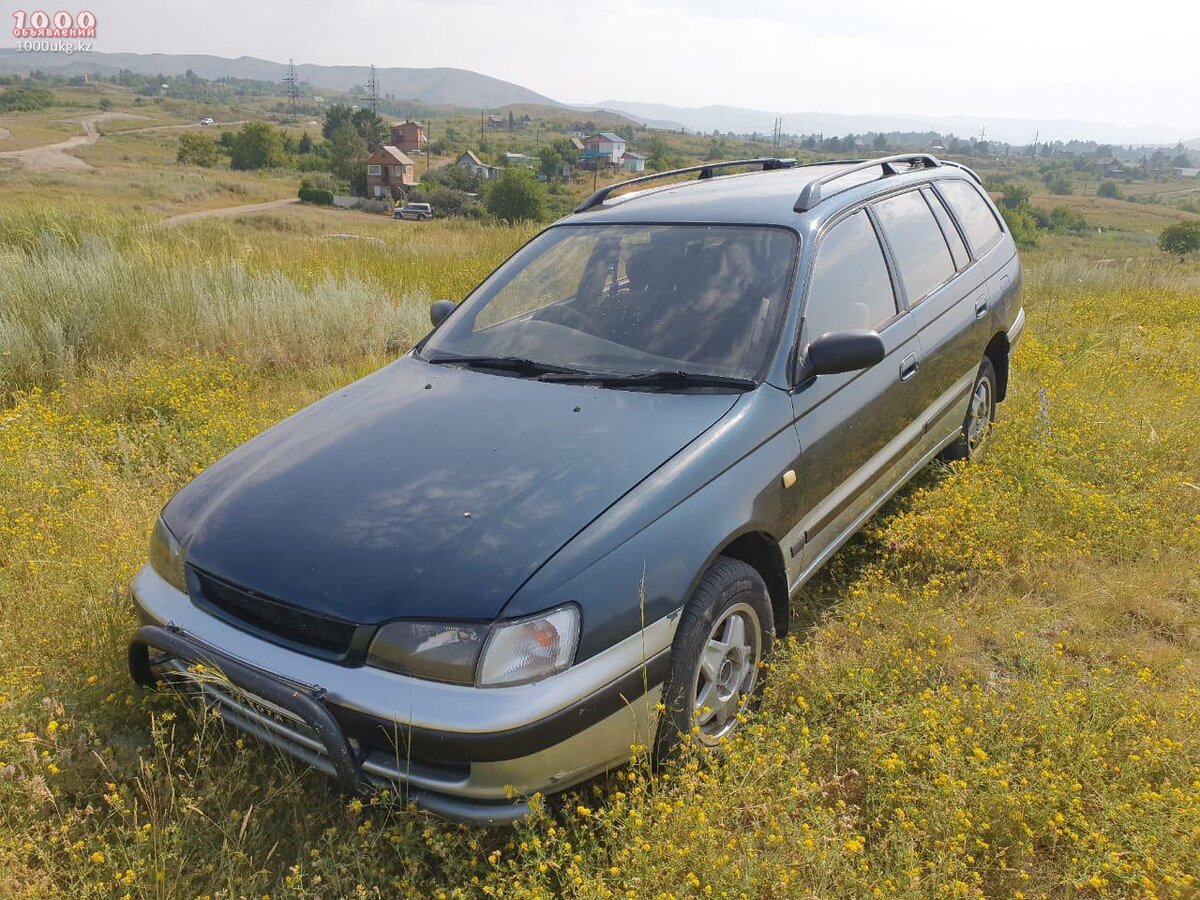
938 180 1003 255
873 190 955 304
922 187 970 271
803 210 897 341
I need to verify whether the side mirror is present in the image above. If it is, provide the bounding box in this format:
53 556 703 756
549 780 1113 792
806 329 885 376
429 299 456 328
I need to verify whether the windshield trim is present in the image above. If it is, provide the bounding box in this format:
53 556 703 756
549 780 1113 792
414 221 803 387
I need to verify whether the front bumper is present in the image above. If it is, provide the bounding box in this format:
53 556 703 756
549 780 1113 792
129 565 673 826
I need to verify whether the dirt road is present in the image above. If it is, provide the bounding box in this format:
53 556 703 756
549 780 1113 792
163 197 301 226
0 112 150 172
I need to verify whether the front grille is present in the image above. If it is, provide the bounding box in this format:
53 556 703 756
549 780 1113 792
189 567 357 658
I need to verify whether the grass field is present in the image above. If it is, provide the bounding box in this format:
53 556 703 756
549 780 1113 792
1 194 1199 899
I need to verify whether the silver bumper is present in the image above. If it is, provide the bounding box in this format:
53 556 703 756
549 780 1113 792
130 565 671 822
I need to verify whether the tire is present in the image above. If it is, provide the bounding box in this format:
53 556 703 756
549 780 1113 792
654 556 774 760
941 357 997 461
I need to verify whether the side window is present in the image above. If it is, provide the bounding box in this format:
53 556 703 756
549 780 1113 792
937 180 1004 256
803 210 897 342
873 190 956 304
922 187 970 271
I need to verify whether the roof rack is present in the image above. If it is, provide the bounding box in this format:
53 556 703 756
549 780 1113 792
576 158 797 213
793 153 942 212
939 158 984 185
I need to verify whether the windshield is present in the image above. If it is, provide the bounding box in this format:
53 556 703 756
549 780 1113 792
421 224 798 382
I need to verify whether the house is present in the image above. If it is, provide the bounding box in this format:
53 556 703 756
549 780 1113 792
584 132 627 164
1172 166 1200 178
487 114 506 129
568 136 585 152
621 150 647 173
390 120 427 154
365 146 416 199
456 149 501 179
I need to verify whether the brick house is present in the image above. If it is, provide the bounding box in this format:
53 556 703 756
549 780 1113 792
390 120 427 154
366 146 416 200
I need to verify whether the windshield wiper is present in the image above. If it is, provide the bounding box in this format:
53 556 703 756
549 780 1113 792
539 369 756 391
425 354 588 376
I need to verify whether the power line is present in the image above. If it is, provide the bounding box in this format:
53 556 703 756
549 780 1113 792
366 64 380 115
282 58 300 115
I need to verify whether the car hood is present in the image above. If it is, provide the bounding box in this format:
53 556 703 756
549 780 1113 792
164 356 739 624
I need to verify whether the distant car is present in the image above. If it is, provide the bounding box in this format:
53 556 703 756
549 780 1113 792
128 154 1022 825
395 202 433 220
199 117 215 126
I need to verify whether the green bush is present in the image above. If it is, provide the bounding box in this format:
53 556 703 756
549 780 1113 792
1158 221 1200 259
999 204 1040 248
1044 173 1073 196
229 121 285 171
176 132 219 168
0 82 54 112
485 168 546 223
297 179 335 205
1048 205 1089 234
1097 180 1121 199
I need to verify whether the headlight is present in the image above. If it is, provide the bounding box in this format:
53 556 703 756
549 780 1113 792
476 605 579 687
367 621 488 685
148 517 187 593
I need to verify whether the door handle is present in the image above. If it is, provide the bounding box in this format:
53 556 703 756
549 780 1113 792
899 352 920 382
975 295 989 319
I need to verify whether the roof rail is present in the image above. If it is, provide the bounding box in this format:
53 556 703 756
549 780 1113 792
938 158 984 185
576 158 797 213
793 153 942 212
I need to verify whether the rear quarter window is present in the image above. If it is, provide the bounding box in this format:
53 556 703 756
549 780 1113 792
938 180 1004 256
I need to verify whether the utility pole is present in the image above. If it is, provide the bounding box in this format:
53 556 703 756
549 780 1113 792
283 59 300 116
366 64 380 115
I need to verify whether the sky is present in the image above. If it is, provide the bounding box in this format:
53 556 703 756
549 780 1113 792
30 0 1200 135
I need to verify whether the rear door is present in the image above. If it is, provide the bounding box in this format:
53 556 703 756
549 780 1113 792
872 187 982 447
784 208 924 589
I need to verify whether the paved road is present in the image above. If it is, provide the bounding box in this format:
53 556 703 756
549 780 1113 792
163 197 301 225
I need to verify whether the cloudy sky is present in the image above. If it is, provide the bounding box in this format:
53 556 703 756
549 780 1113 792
59 0 1200 134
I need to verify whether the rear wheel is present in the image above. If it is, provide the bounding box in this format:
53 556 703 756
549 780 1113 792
655 557 774 759
942 357 997 461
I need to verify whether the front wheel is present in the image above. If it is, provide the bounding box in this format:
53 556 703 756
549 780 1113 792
942 357 997 461
655 557 774 759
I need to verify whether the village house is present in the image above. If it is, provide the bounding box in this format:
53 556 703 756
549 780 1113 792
621 150 647 173
455 149 501 180
583 132 627 164
366 146 416 199
568 136 585 152
487 114 506 130
1172 166 1200 178
390 120 428 154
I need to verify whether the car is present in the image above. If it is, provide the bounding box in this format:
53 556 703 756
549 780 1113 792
199 117 215 126
128 154 1023 825
395 202 433 220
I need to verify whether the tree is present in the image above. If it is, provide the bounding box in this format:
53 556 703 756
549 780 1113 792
98 97 113 111
229 122 284 170
327 123 368 190
351 108 386 150
297 131 313 154
1157 221 1200 260
647 135 681 172
322 104 354 141
177 131 218 167
486 168 545 223
538 145 562 179
1097 180 1120 199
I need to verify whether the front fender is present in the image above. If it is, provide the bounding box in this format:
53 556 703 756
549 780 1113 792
503 387 802 661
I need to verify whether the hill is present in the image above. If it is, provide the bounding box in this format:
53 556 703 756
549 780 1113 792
591 98 1197 146
0 50 558 109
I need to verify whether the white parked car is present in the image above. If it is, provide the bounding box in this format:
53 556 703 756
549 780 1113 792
199 117 215 126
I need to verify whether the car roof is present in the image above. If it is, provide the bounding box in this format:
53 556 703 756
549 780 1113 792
561 156 984 230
